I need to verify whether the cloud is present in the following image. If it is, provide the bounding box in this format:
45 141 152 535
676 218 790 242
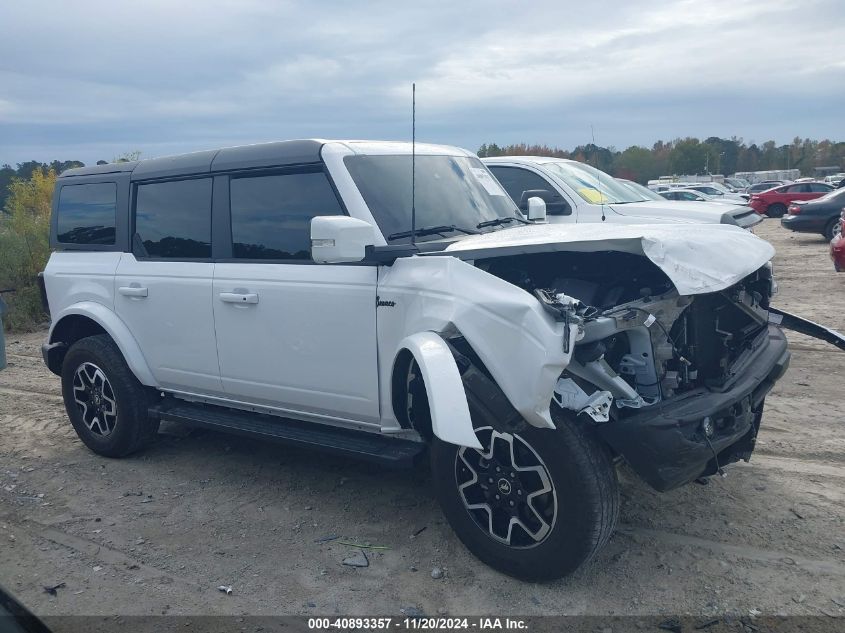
0 0 842 165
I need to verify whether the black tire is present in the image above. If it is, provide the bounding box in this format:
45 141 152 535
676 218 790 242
431 410 619 581
767 203 787 218
823 217 840 241
61 334 158 457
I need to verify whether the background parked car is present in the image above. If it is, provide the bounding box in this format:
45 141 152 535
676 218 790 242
483 157 761 228
660 188 741 204
781 187 845 240
685 183 749 202
747 181 788 195
724 176 751 192
749 182 834 217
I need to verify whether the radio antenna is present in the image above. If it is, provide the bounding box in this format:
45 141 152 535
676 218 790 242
411 82 417 245
591 124 606 222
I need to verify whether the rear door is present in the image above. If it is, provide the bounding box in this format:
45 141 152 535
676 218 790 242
783 183 813 203
212 168 380 425
114 177 221 394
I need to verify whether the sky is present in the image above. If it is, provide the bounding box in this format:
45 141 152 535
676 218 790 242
1 0 844 166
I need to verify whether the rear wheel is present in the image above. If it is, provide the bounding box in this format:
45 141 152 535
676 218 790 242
823 217 841 241
61 335 158 457
431 411 618 581
767 203 787 218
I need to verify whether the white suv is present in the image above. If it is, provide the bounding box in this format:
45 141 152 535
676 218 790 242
41 140 798 580
483 156 760 228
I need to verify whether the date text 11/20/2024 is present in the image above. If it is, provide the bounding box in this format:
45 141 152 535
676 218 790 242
308 617 528 630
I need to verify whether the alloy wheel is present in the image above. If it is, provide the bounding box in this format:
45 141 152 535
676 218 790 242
72 362 118 436
455 427 557 548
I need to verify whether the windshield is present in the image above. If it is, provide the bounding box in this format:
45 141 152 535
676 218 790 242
344 154 521 243
542 161 643 204
617 179 664 201
707 182 734 194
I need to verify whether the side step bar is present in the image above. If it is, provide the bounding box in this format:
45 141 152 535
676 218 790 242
151 401 425 468
769 307 845 351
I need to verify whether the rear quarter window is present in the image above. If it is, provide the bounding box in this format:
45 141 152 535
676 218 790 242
56 183 117 245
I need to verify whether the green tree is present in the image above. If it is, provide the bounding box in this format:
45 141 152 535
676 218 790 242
0 168 56 331
668 138 716 175
614 146 657 183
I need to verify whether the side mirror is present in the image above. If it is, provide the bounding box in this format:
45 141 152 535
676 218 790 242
311 216 375 263
527 197 547 222
519 189 571 216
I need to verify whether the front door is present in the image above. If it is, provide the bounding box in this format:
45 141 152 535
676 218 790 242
212 169 380 424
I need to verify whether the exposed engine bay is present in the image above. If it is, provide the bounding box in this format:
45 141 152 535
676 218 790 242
477 251 776 421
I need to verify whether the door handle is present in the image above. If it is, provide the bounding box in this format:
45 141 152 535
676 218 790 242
219 292 259 305
118 286 148 298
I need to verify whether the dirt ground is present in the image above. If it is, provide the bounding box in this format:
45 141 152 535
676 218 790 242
1 218 843 619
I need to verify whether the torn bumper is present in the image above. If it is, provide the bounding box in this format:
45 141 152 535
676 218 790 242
596 325 790 492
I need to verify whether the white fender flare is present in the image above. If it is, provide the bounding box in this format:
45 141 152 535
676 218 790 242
397 332 482 449
49 302 157 387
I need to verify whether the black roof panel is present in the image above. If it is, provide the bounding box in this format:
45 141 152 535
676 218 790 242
130 149 219 181
58 140 327 182
211 140 324 172
60 162 138 178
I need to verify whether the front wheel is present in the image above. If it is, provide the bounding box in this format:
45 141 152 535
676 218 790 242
431 412 619 581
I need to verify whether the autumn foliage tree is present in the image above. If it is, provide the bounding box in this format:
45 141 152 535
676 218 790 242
0 168 56 330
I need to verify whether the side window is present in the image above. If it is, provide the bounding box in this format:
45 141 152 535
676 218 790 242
229 171 344 260
809 183 831 193
786 184 808 193
488 166 555 206
134 178 212 258
56 183 117 245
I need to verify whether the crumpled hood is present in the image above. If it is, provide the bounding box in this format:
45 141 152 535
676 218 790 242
435 222 775 296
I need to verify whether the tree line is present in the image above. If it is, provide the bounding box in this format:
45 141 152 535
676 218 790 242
478 136 845 183
0 153 140 212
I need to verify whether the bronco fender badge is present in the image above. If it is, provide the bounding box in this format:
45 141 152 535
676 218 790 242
376 296 396 308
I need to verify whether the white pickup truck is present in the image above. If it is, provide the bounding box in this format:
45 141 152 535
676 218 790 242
483 156 761 229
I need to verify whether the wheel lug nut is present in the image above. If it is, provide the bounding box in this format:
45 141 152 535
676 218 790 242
495 466 501 472
509 500 515 507
488 477 494 484
495 494 500 500
517 490 522 496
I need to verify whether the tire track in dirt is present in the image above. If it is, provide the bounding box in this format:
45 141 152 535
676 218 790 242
617 526 845 576
0 385 61 400
0 413 74 438
749 454 845 478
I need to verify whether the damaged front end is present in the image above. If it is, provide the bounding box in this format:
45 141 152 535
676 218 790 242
478 251 790 491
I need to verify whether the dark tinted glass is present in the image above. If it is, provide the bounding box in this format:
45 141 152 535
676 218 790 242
344 155 518 244
488 166 555 206
786 184 808 193
135 179 211 258
230 171 344 260
809 183 832 192
57 183 117 244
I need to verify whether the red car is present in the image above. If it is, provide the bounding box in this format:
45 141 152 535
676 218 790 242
748 182 833 217
831 211 845 272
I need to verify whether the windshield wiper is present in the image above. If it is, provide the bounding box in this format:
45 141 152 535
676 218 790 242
387 224 480 240
476 216 529 229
